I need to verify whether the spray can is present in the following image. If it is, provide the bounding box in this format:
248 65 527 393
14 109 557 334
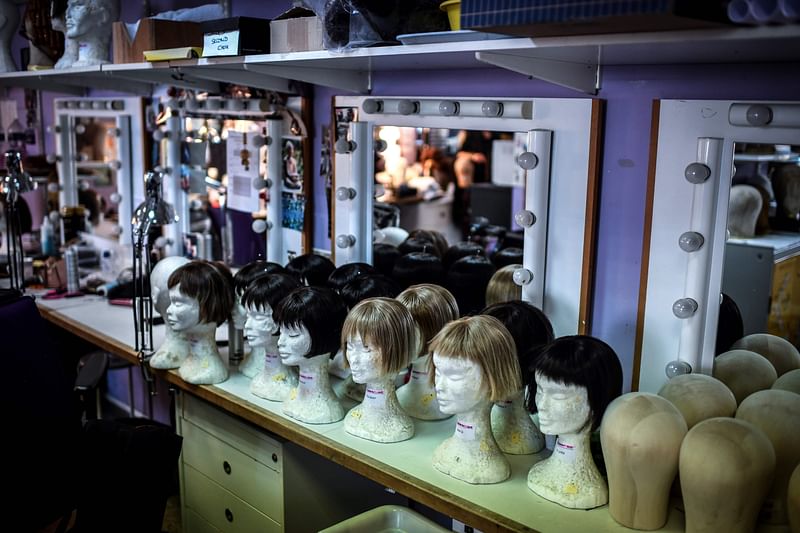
65 246 80 293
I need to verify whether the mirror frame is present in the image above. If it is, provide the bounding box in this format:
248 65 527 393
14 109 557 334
332 95 603 337
635 99 800 393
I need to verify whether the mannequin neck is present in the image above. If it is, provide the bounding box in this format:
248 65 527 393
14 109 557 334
185 322 219 359
553 428 592 460
453 400 494 442
76 33 110 64
493 390 527 419
361 378 400 412
297 353 332 392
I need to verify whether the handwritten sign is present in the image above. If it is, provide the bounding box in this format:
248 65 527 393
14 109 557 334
203 31 240 57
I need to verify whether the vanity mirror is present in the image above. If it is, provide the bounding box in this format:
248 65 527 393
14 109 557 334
636 100 800 393
332 95 602 337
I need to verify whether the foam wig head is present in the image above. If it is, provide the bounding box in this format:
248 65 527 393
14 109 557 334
341 297 421 375
445 255 496 317
234 261 286 296
397 283 459 357
428 315 521 402
525 335 623 432
482 300 554 375
167 260 234 326
491 247 523 268
241 272 302 313
373 243 402 278
327 262 377 292
392 252 445 289
407 229 449 258
340 274 401 310
442 241 485 271
485 264 522 306
285 253 336 287
274 286 347 359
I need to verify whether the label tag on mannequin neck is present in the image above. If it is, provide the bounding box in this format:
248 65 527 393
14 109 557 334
364 387 387 408
78 42 89 60
299 372 314 392
411 369 427 381
496 400 513 409
456 421 476 441
554 439 576 463
265 353 281 369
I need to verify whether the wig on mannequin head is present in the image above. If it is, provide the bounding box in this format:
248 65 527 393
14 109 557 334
445 255 496 316
274 286 347 359
234 261 286 297
399 237 441 258
285 253 336 287
241 273 302 313
373 243 402 278
716 292 744 356
342 297 421 375
397 283 459 357
491 247 523 268
428 315 521 402
443 241 485 271
327 262 377 292
485 264 522 306
483 300 554 374
407 229 449 259
167 260 234 326
526 335 623 432
392 252 445 289
340 274 400 309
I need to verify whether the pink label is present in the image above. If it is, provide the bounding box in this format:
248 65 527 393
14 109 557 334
411 369 427 381
265 353 280 369
455 421 476 441
364 388 387 408
554 440 576 463
299 372 314 386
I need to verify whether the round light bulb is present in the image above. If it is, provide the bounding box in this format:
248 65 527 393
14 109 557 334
438 100 459 116
336 234 356 248
48 211 61 225
512 268 533 286
74 124 86 135
46 183 61 193
109 192 122 204
252 177 268 190
374 139 388 153
684 163 711 184
362 99 382 114
746 104 773 126
336 187 356 201
45 154 60 164
516 151 538 170
335 138 356 154
672 298 698 319
481 101 502 117
665 360 692 378
111 225 123 237
678 231 704 252
251 219 267 233
514 210 536 228
397 100 418 115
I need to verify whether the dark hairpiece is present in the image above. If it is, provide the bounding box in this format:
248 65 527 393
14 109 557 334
233 261 286 296
483 300 554 372
398 237 440 258
340 274 401 309
407 229 449 258
167 260 234 326
716 292 744 356
443 241 485 271
327 262 377 292
445 255 496 317
373 243 402 277
491 247 523 268
274 286 347 359
241 273 302 312
526 335 622 432
285 253 336 287
392 252 445 289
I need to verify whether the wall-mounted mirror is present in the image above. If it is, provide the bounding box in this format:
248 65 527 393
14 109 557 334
636 100 800 393
332 95 602 337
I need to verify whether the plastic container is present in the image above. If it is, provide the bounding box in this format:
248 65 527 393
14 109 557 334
319 505 449 533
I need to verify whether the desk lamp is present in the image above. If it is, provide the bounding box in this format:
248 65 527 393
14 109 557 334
132 171 177 373
2 151 35 292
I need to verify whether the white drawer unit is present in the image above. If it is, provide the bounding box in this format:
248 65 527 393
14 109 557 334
177 393 405 533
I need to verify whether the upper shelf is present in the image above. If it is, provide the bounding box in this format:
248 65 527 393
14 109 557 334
1 25 798 95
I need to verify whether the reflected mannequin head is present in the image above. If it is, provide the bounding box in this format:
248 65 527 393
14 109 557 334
275 286 347 359
340 274 400 310
373 243 402 277
429 315 521 404
399 236 441 258
407 229 449 258
64 0 119 39
526 335 623 432
342 297 420 382
728 184 763 238
397 283 459 358
442 241 485 271
484 264 522 306
241 273 301 347
285 253 335 287
233 261 285 329
445 255 496 317
491 247 523 268
150 256 190 317
327 262 376 293
392 252 445 289
167 260 234 329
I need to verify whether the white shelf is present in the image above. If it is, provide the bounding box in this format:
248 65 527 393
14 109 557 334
1 25 798 95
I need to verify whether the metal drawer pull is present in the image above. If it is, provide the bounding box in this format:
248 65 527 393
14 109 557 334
223 461 231 475
225 508 234 522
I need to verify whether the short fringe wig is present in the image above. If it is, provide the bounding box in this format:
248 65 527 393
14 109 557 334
274 286 347 358
397 284 459 357
485 264 523 307
167 260 234 326
241 273 301 313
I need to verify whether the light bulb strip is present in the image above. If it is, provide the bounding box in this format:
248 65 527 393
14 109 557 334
728 103 800 128
521 129 552 309
362 98 533 120
265 120 283 263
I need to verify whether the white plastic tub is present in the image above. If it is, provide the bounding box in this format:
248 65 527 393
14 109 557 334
319 505 450 533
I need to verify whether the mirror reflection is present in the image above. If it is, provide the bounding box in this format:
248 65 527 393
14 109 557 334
74 116 119 238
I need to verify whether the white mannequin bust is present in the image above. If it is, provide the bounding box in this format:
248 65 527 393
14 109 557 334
64 0 119 68
149 256 190 369
680 417 775 533
52 3 78 69
714 349 778 404
732 333 800 377
245 303 297 401
601 392 688 530
429 315 521 485
657 373 737 428
0 0 20 72
342 298 419 443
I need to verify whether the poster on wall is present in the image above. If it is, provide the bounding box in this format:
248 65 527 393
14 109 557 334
281 136 305 258
225 130 260 213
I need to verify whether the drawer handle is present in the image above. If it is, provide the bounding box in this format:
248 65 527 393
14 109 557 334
223 461 231 475
272 453 278 463
225 508 234 523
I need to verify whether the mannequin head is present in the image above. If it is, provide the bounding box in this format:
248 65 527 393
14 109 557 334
399 236 441 258
526 335 623 433
0 0 20 71
285 253 335 287
445 255 496 316
275 286 347 360
491 246 523 268
232 261 285 329
713 349 778 404
342 297 420 383
429 315 521 408
728 184 763 238
167 260 234 331
485 264 522 306
392 252 444 289
732 333 800 376
64 0 118 39
340 274 400 309
397 283 459 358
443 241 485 271
241 273 301 347
378 227 408 247
657 373 737 428
772 368 800 395
150 256 190 317
327 262 376 293
373 243 401 277
407 229 449 258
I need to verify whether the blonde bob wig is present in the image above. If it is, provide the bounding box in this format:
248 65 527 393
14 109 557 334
428 315 521 402
342 297 421 375
396 283 459 357
485 264 522 306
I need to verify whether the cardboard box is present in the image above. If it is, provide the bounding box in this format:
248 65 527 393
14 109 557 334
270 8 324 53
461 0 732 38
201 17 271 57
113 19 204 64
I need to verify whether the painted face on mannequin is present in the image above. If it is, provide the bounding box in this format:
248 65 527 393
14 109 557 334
433 352 484 415
65 0 101 38
346 334 383 384
534 373 591 435
232 296 248 330
277 324 312 365
243 304 276 348
166 284 200 332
